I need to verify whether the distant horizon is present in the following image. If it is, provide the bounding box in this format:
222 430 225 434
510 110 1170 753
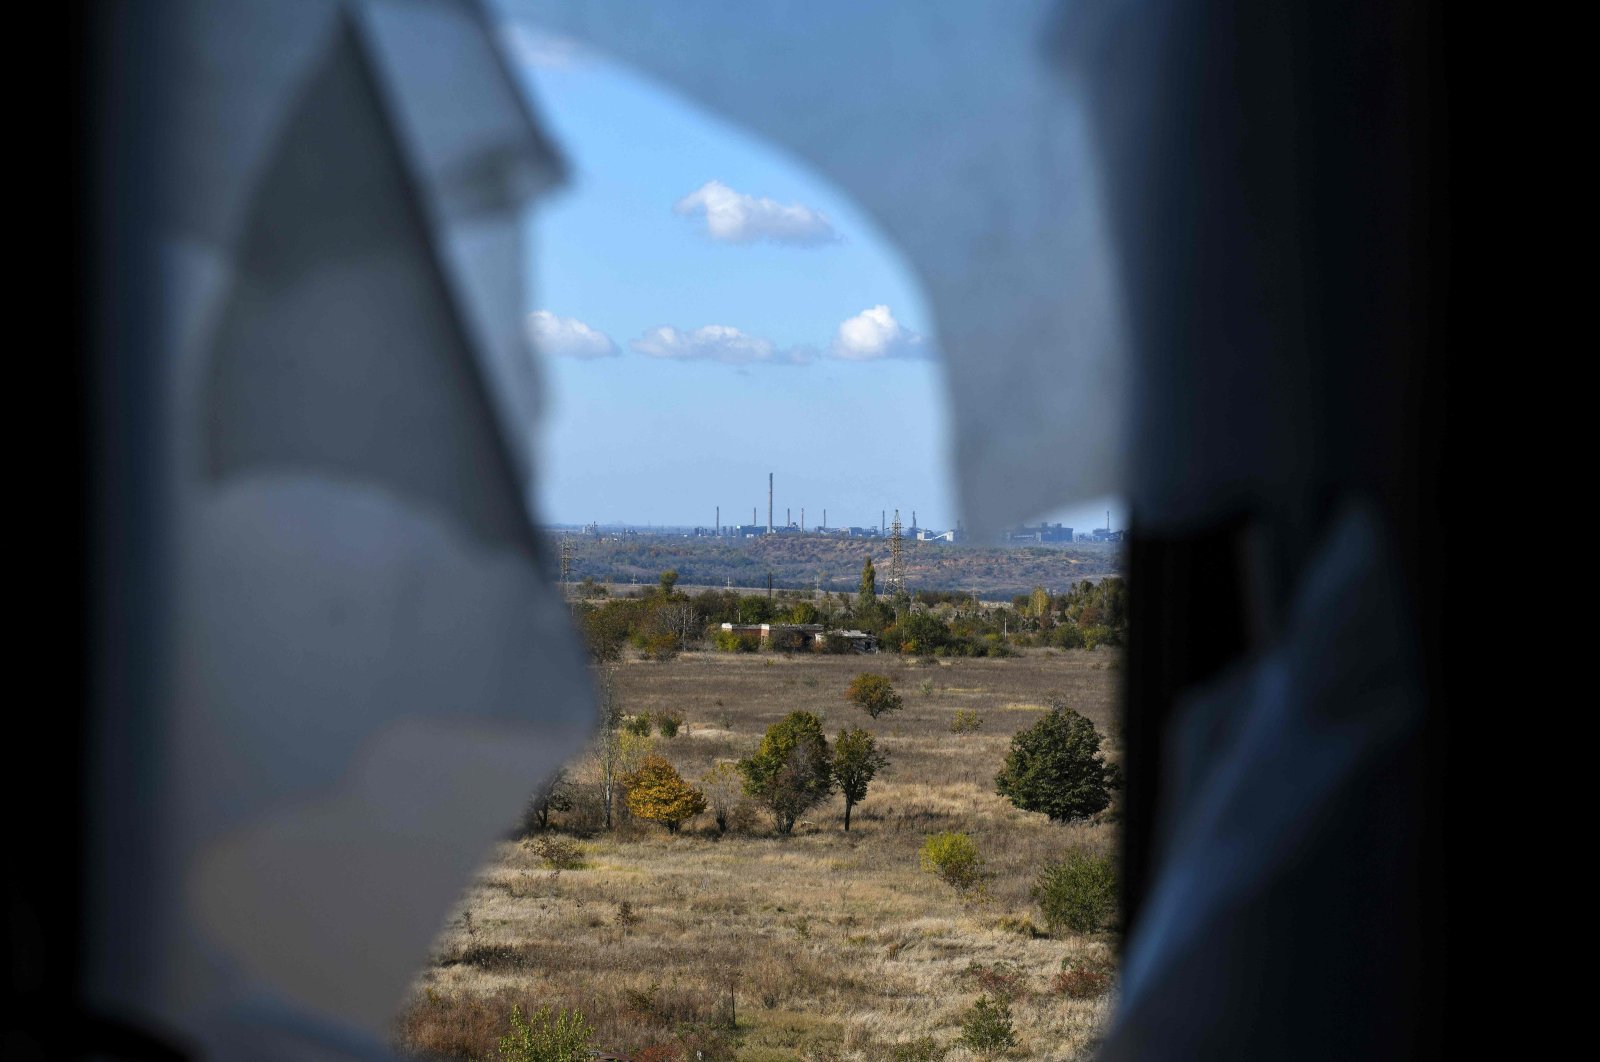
536 499 1126 535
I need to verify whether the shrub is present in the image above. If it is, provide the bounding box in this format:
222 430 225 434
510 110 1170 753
966 961 1027 1000
656 709 685 738
918 677 936 697
637 630 680 660
920 831 985 891
700 761 745 835
993 914 1047 939
994 698 1120 821
845 672 903 718
712 629 756 653
495 1004 594 1062
624 714 652 736
948 708 982 734
624 755 708 833
526 834 585 870
889 1036 949 1062
1052 964 1114 999
958 996 1017 1058
1032 848 1118 934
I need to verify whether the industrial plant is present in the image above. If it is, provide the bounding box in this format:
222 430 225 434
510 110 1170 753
557 473 1124 545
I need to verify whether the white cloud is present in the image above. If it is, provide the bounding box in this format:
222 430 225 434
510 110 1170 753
630 324 811 366
528 311 617 360
830 305 926 360
502 25 586 69
673 180 839 246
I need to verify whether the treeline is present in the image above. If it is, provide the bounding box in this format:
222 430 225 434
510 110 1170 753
572 567 1127 661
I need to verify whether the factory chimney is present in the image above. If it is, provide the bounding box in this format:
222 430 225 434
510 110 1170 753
716 506 720 535
768 473 774 534
801 507 805 532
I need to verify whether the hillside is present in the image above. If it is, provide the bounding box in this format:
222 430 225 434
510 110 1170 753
555 535 1123 600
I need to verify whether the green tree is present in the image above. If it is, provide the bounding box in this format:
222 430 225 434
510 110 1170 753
738 711 833 834
858 556 877 612
658 568 679 595
623 754 707 833
887 611 950 654
994 698 1120 821
845 672 903 718
832 727 888 831
789 600 820 625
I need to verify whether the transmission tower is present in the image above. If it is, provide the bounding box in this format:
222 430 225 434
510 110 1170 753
888 509 905 598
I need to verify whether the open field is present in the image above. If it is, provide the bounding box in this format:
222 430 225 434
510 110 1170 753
396 649 1122 1061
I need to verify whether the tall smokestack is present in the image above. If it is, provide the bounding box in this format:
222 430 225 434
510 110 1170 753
801 507 805 532
882 510 885 532
768 473 774 533
716 506 720 534
787 507 791 527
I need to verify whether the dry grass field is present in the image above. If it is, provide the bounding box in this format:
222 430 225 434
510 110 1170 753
395 649 1122 1061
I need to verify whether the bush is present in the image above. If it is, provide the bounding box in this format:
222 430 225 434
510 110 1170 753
966 961 1027 1000
495 1004 594 1062
656 709 685 738
994 698 1119 821
920 831 985 890
948 708 983 734
993 914 1047 939
624 714 652 736
958 996 1017 1058
637 630 680 660
1052 963 1114 999
845 672 903 717
1032 848 1118 934
712 629 754 653
526 835 585 870
888 1036 949 1062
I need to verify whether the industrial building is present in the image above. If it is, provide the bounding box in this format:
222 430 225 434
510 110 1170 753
1003 522 1074 544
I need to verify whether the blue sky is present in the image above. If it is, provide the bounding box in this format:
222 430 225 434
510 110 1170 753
508 28 1125 535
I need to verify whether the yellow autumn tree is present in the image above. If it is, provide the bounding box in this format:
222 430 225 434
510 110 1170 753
623 754 707 834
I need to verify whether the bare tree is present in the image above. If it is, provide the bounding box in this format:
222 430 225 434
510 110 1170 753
656 600 703 652
593 663 625 830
